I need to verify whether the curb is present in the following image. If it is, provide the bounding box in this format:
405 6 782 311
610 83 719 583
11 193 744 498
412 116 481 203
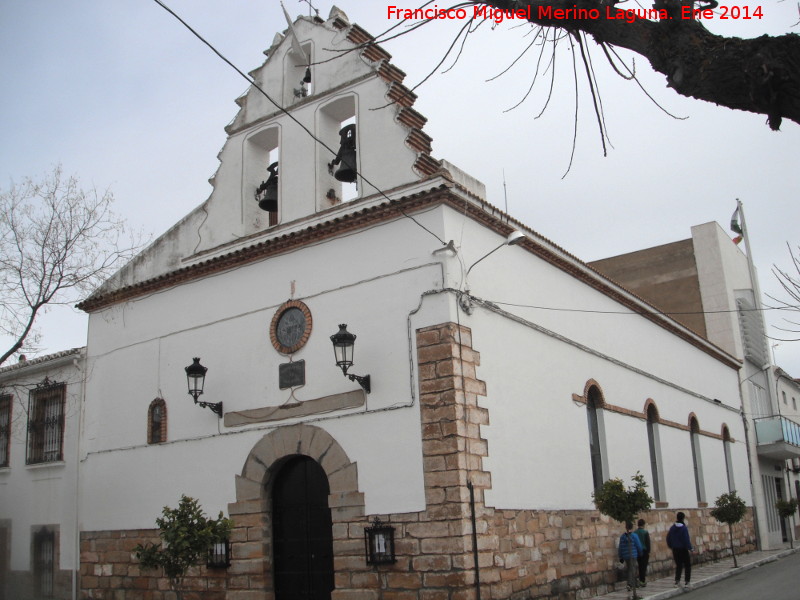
641 547 800 600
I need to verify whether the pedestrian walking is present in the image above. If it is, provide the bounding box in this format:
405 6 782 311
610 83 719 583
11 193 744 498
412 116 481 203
633 518 651 587
619 520 644 598
666 511 694 589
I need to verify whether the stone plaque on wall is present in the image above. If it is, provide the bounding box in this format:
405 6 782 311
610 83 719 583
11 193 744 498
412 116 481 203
279 360 305 389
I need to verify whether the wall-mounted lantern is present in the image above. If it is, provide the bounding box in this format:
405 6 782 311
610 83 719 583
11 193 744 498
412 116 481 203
330 324 370 393
185 358 223 417
364 517 396 565
207 540 231 568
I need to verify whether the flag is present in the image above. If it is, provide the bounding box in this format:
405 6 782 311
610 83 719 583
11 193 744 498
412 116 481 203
281 2 309 66
730 206 743 244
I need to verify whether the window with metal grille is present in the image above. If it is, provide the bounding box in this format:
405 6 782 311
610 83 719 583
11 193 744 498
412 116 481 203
33 528 55 597
147 398 167 444
0 394 11 467
26 380 65 464
0 521 9 600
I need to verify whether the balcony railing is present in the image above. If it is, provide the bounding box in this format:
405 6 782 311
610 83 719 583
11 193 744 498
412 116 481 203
755 415 800 460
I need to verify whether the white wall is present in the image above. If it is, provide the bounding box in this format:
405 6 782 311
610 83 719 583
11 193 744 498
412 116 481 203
80 210 457 530
441 212 749 511
0 352 83 577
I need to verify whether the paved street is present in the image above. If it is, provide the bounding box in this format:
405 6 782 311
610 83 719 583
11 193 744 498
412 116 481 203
590 548 800 600
676 551 800 600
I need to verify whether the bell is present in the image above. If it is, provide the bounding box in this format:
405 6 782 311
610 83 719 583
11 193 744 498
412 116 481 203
255 161 279 212
330 124 357 183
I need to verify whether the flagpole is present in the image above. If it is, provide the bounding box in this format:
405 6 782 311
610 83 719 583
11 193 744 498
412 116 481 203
737 198 778 415
737 199 766 325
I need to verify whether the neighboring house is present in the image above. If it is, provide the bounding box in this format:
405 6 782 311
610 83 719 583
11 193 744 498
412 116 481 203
0 348 85 600
775 368 800 539
590 221 800 549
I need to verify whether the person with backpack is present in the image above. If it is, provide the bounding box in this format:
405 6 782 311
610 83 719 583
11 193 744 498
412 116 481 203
618 520 644 597
633 518 651 587
666 511 694 589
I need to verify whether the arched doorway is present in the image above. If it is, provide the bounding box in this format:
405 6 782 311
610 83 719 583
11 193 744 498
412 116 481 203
272 455 334 600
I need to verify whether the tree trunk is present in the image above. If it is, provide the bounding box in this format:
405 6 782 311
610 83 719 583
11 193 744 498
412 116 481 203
484 1 800 129
728 523 738 568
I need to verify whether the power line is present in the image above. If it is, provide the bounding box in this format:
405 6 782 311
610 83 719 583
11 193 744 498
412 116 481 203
151 0 446 246
150 1 800 331
486 298 800 317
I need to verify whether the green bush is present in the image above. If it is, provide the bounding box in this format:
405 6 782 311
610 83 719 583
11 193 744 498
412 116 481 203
592 472 653 524
134 495 232 599
711 491 748 566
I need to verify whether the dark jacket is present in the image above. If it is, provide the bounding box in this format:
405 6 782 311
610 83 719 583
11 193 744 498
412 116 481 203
618 532 644 561
666 522 693 550
634 527 651 555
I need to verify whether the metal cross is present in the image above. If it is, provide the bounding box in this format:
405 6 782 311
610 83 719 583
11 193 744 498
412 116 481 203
298 0 319 18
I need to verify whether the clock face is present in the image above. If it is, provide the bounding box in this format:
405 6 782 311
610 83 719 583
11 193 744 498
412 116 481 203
276 307 306 348
270 301 312 354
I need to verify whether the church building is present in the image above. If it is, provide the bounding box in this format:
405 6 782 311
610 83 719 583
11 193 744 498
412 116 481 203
2 7 756 600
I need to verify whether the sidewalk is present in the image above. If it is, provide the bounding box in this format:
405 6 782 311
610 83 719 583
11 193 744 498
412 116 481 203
588 547 800 600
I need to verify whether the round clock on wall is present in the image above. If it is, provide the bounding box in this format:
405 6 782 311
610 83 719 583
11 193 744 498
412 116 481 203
270 300 312 354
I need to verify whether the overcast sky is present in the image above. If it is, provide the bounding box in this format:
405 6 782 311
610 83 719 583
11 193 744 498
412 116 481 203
1 1 798 374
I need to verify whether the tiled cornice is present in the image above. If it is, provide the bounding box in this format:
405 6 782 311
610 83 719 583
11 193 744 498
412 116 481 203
77 186 738 370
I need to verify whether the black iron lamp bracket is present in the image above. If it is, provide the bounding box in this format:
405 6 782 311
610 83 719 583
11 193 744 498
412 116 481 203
347 373 371 394
195 398 223 417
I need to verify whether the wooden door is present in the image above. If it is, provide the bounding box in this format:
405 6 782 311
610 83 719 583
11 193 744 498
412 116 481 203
272 456 334 600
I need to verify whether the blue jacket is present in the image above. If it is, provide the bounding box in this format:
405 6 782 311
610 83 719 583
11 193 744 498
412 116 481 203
618 532 643 560
666 522 693 550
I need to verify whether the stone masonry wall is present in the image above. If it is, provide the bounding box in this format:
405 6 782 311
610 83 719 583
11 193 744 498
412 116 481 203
80 529 229 600
328 321 490 600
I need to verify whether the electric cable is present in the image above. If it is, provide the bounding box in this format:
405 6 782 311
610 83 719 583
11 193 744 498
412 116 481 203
486 298 799 317
150 1 799 336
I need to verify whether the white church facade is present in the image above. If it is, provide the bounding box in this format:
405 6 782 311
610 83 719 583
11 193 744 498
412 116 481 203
1 7 757 600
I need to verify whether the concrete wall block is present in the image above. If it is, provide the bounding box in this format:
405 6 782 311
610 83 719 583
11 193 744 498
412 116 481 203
228 499 264 516
331 504 366 521
319 438 351 474
328 461 359 493
328 490 366 509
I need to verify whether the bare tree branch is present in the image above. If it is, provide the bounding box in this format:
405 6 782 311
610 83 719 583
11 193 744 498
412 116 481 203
480 0 800 129
767 243 800 341
0 166 144 365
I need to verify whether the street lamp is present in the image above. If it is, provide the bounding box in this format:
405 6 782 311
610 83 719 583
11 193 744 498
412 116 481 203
330 324 371 393
364 517 396 565
185 358 223 417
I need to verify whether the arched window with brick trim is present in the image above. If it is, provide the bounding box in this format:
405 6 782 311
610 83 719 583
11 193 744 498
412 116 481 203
646 402 664 502
586 385 608 491
689 416 706 503
722 425 735 492
147 398 167 444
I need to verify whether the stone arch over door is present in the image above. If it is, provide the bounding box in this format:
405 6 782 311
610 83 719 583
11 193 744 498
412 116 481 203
227 423 364 597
